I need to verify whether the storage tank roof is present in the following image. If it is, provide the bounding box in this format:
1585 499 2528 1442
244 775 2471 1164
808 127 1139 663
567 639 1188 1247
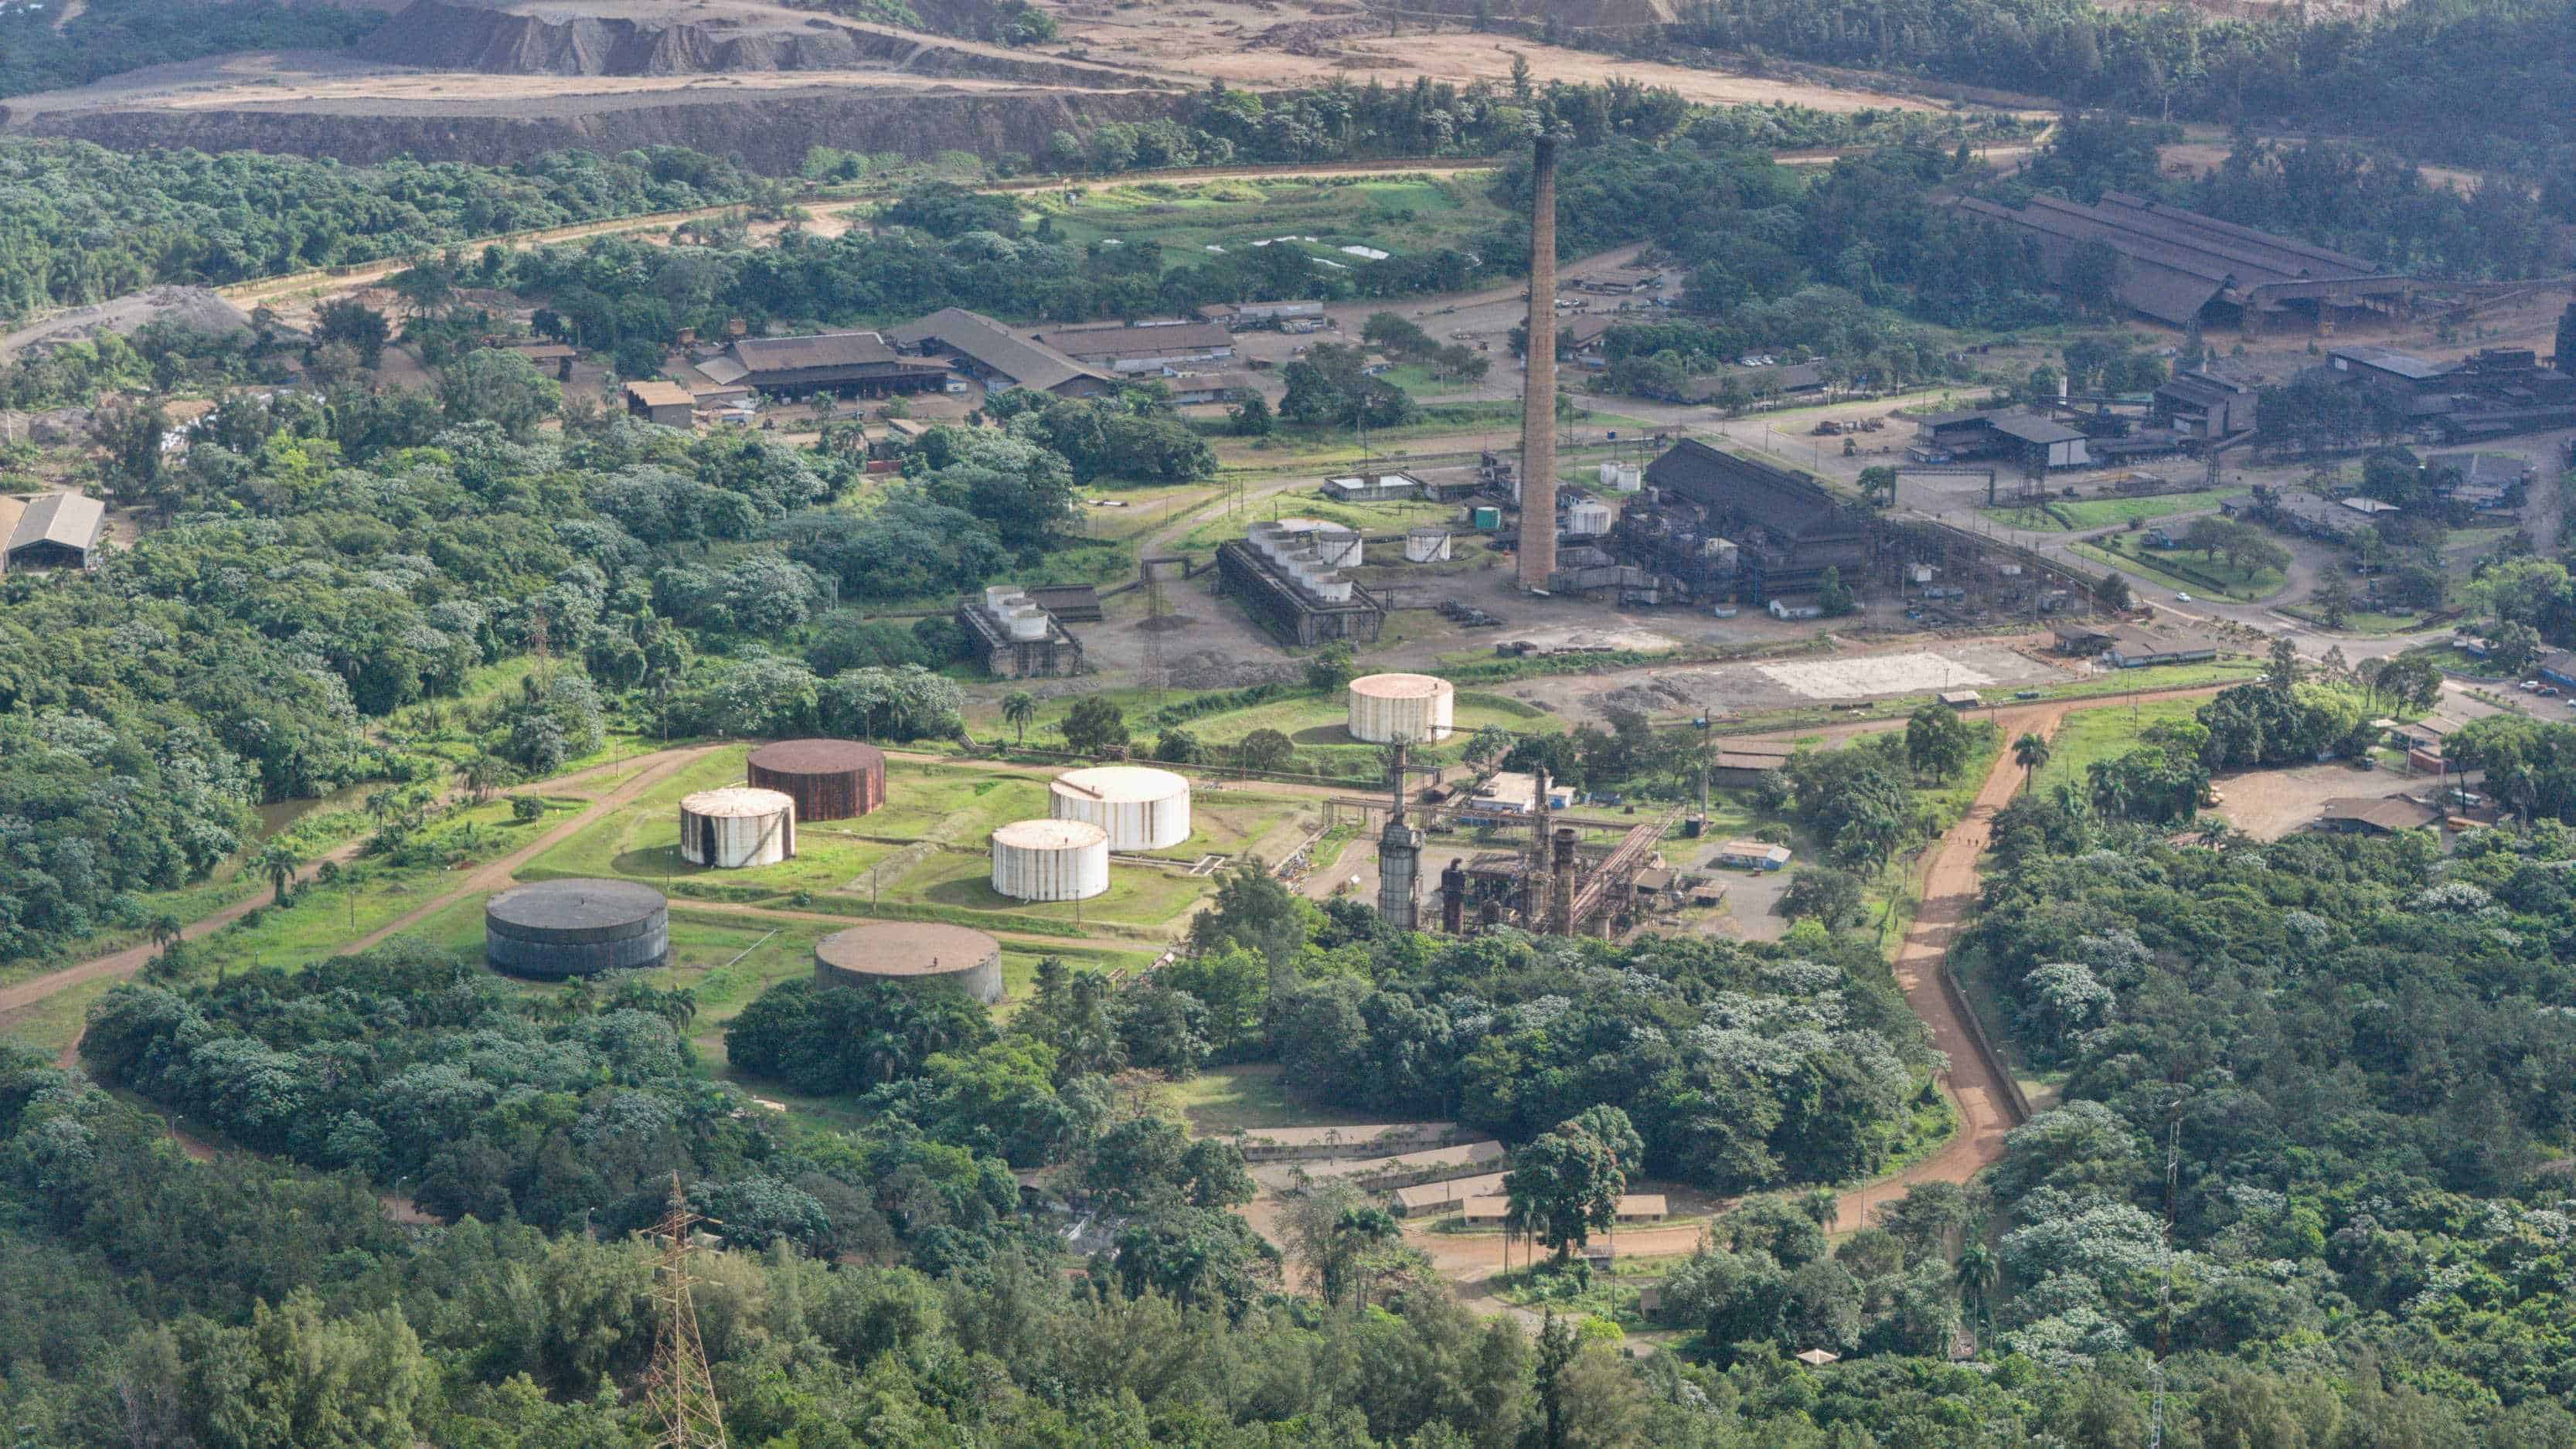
1350 672 1454 699
486 879 666 932
748 739 886 774
993 818 1108 850
816 922 1001 977
1053 766 1190 803
682 787 796 818
1275 517 1355 534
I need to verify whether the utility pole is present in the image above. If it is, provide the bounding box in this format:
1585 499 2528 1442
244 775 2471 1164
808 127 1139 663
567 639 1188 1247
642 1175 729 1449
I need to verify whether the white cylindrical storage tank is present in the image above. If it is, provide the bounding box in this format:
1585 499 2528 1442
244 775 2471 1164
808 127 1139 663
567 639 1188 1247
1278 519 1361 568
1309 573 1354 602
1051 765 1193 850
1347 672 1456 743
991 818 1109 901
984 584 1019 611
1597 461 1619 485
1615 465 1642 492
1405 526 1452 563
679 787 797 869
1007 607 1049 641
1568 498 1614 535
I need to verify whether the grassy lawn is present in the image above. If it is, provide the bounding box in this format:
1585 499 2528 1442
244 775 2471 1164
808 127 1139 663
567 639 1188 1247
873 846 1211 930
2073 534 2286 601
1180 689 1560 750
1028 175 1503 274
181 798 576 975
2276 603 2442 634
2026 696 2207 794
1982 486 2237 532
1164 1062 1389 1135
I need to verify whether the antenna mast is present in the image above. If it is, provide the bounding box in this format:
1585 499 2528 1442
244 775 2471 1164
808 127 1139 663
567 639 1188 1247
642 1175 729 1449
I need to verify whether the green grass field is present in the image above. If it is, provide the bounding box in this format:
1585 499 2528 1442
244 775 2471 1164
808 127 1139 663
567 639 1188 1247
519 752 1306 930
2026 696 2206 794
2074 534 2286 601
1983 487 2237 533
1029 175 1503 276
1164 1063 1388 1135
182 798 577 976
873 846 1210 928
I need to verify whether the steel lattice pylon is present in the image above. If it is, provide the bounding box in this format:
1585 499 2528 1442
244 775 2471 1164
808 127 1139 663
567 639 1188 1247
642 1175 728 1449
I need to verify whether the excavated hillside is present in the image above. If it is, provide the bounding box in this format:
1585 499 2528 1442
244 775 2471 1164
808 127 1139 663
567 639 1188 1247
357 0 1152 86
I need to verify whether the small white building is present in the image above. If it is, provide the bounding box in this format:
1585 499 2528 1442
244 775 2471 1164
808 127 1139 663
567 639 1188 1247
1715 840 1792 871
1323 471 1423 503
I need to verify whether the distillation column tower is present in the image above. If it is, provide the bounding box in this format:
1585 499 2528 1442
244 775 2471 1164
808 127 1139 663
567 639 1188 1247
1376 742 1424 930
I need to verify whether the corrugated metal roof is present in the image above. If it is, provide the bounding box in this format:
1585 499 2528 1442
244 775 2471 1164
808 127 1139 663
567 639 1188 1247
1986 412 2087 446
625 380 696 407
0 491 102 557
888 308 1105 394
728 331 900 374
1645 439 1857 541
1040 321 1233 359
10 492 102 553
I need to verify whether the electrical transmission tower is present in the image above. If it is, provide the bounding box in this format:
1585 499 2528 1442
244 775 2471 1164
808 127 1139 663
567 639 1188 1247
642 1175 729 1449
1144 570 1169 713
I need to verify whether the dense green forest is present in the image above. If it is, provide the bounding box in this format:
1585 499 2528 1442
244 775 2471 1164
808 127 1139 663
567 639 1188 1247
0 0 384 99
0 141 774 328
1665 0 2576 185
1957 776 2576 1412
0 359 1187 963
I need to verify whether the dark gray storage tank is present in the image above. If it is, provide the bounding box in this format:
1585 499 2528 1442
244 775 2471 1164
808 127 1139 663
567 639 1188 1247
485 878 670 978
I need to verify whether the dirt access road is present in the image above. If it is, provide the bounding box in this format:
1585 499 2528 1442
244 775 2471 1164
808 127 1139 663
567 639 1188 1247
1404 699 2082 1304
0 743 712 1048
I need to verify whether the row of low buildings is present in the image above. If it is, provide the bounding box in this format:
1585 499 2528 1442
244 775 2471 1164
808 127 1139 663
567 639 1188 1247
621 305 1291 424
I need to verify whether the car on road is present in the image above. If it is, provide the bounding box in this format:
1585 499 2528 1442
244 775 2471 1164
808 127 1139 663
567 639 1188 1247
2174 592 2193 602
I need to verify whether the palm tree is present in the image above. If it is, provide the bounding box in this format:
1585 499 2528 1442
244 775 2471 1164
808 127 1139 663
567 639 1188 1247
2012 732 2052 796
252 838 305 906
1002 692 1037 747
1955 1242 1997 1339
457 752 506 804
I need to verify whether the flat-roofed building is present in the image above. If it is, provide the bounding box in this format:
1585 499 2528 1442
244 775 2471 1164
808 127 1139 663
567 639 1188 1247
1464 1194 1668 1223
1298 1141 1506 1191
1390 1172 1507 1217
1234 1122 1457 1163
1038 321 1236 374
624 380 696 427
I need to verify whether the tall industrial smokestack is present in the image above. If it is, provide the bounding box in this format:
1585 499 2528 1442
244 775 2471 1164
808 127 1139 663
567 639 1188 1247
1516 133 1560 594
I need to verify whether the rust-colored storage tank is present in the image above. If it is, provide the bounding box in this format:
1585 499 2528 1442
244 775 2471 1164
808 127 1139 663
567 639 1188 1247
747 738 886 821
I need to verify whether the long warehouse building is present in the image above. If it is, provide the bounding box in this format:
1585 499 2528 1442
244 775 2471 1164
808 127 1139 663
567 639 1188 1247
1958 191 2411 333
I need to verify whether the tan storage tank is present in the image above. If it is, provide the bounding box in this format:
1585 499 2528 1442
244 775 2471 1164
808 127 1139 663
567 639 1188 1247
815 922 1006 1005
1050 765 1193 851
1348 672 1456 743
990 818 1109 901
679 787 796 869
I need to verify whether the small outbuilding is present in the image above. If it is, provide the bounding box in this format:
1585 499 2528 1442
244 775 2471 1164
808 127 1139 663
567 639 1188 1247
624 380 696 427
0 492 105 573
1715 840 1792 871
